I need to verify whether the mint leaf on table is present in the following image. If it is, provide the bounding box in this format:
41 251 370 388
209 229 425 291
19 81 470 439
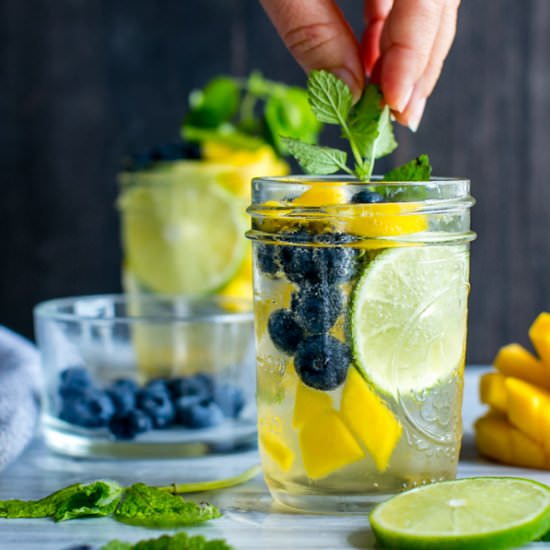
102 532 234 550
383 154 432 181
0 480 123 521
281 138 349 175
285 69 431 182
114 483 221 528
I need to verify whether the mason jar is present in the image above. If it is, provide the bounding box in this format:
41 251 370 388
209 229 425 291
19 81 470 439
246 176 475 513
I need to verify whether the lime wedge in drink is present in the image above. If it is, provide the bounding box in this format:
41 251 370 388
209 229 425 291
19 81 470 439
370 477 550 550
350 245 469 397
119 164 247 295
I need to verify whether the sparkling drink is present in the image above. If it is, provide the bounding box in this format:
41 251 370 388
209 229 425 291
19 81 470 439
247 176 475 512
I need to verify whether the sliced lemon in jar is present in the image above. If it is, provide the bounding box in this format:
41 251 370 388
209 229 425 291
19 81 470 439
350 245 469 397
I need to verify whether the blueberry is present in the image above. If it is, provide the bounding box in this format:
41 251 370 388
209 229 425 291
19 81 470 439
145 378 171 395
268 309 305 355
59 367 93 397
176 398 225 429
59 388 115 428
256 243 280 277
280 236 357 285
291 283 343 334
136 388 175 428
294 334 351 390
108 409 152 440
106 378 138 414
167 375 211 402
351 189 384 203
212 382 245 418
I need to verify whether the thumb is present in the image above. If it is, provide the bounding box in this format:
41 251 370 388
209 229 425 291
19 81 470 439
260 0 365 101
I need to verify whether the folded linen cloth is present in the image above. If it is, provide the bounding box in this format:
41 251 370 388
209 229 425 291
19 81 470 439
0 326 42 471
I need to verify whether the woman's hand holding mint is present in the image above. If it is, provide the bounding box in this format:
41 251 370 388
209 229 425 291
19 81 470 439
260 0 460 131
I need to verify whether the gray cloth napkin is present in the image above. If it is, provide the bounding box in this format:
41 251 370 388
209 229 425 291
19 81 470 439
0 326 42 471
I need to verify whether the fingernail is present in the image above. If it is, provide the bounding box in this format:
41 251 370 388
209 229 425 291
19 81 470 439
394 86 414 113
408 97 427 132
332 67 361 102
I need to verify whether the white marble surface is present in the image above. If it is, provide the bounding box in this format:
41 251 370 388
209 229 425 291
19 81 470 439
1 366 550 550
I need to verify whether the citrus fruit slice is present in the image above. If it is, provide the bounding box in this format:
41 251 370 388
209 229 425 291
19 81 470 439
120 166 247 295
370 477 550 550
350 245 469 397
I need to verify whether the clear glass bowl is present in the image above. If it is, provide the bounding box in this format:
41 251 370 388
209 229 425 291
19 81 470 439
33 294 256 458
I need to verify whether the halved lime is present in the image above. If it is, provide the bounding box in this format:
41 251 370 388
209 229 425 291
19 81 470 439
351 245 469 397
370 477 550 550
120 165 247 295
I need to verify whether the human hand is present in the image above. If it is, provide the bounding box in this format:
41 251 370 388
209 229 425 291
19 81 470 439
260 0 460 131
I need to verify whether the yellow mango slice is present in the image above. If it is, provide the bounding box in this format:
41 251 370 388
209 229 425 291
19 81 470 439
475 411 548 469
340 369 402 472
299 410 364 480
293 184 347 207
292 381 333 430
529 312 550 367
479 372 508 412
340 203 428 238
493 343 550 390
259 429 295 472
505 377 550 444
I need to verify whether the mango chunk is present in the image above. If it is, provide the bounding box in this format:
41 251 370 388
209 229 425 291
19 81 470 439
259 429 295 472
479 372 508 412
299 410 364 480
340 368 402 472
293 381 333 430
293 184 347 207
529 313 550 367
493 343 550 390
475 411 549 469
505 377 550 444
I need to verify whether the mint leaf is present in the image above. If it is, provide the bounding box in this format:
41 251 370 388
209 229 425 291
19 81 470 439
0 480 123 521
264 87 322 155
383 154 432 181
102 532 234 550
282 138 349 175
185 77 240 129
307 70 353 125
114 483 221 528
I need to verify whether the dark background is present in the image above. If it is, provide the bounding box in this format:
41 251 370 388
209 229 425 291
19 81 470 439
2 0 550 363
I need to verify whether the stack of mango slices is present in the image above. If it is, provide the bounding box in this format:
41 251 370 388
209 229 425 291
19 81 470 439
475 312 550 469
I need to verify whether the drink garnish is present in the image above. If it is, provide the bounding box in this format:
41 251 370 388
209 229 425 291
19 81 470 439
282 69 432 181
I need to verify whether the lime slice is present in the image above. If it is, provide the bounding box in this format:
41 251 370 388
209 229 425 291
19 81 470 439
351 245 469 397
370 477 550 550
120 166 247 295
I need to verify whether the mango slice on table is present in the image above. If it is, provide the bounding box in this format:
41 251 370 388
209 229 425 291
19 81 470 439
479 372 508 412
504 377 550 444
292 380 333 430
259 428 295 472
475 411 549 469
340 368 402 472
299 409 364 480
493 343 550 390
529 312 550 367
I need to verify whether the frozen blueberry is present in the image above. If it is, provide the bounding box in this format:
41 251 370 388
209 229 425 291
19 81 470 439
256 243 280 277
106 378 138 414
268 309 305 355
59 367 93 397
59 388 115 428
108 409 153 440
294 334 351 391
351 189 384 203
314 246 358 284
212 382 245 418
291 283 343 334
176 398 225 429
167 375 211 402
136 388 175 428
145 378 171 395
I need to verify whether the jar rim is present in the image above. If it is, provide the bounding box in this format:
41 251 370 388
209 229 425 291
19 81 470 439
252 175 470 186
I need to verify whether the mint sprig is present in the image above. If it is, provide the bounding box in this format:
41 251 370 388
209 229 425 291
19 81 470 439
285 70 431 181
